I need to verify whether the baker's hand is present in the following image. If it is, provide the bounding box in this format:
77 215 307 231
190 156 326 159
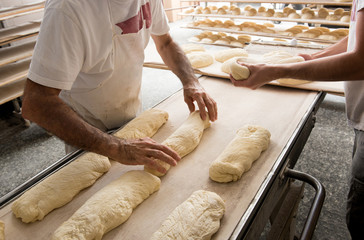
115 137 180 174
183 81 217 122
230 62 273 89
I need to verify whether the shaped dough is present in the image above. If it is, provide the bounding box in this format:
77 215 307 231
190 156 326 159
52 170 160 240
187 52 214 68
214 48 248 63
229 58 250 80
209 125 271 183
145 111 210 176
113 108 168 139
11 153 111 223
150 190 225 240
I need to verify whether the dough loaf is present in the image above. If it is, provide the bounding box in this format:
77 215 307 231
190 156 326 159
0 221 4 240
11 152 111 223
52 170 160 240
150 190 225 240
145 111 210 177
187 52 214 68
209 125 271 183
214 48 248 63
181 44 206 54
221 56 257 74
113 108 168 139
229 58 250 80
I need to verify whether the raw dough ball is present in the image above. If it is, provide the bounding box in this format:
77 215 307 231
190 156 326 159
187 52 214 68
229 59 250 80
214 48 248 63
262 51 294 64
221 56 256 74
341 15 350 22
181 43 206 54
52 170 160 240
150 190 225 240
209 125 271 183
11 152 111 223
145 111 210 176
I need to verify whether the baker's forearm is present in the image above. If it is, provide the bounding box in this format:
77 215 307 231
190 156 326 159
277 50 364 81
153 35 198 85
22 79 120 157
311 37 348 59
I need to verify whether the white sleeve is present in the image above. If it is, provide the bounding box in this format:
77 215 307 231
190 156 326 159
150 0 170 36
28 8 85 90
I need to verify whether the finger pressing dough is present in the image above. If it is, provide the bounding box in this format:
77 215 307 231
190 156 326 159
209 125 271 183
52 170 160 240
145 111 210 177
214 48 248 63
0 221 4 240
229 58 250 80
113 108 168 139
150 190 225 240
11 152 111 223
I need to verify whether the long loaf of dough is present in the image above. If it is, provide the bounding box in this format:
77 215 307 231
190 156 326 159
209 125 271 183
144 111 210 177
52 170 161 240
113 108 168 139
11 109 168 223
150 190 225 240
11 153 111 223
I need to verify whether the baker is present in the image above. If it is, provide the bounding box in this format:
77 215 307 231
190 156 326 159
21 0 217 174
229 1 364 238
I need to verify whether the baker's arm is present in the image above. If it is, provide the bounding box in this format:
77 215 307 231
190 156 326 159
151 33 217 122
22 79 180 173
299 36 348 60
231 10 364 89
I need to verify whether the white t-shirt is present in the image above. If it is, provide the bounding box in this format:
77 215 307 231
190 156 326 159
28 0 170 130
345 0 364 131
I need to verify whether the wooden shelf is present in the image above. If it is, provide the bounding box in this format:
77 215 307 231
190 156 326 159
180 0 352 7
183 25 340 44
0 1 44 20
0 41 35 67
0 77 26 105
179 13 350 27
0 21 41 46
0 59 30 88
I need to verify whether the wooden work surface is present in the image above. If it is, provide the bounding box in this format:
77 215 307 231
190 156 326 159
144 41 344 96
0 76 319 239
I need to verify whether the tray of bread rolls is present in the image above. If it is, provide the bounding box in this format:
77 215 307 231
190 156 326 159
180 4 351 26
0 74 323 239
144 40 344 96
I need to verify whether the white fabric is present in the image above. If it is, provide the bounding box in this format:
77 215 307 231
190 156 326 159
28 0 170 130
344 0 364 131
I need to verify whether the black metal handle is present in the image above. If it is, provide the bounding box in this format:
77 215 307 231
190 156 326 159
284 168 326 240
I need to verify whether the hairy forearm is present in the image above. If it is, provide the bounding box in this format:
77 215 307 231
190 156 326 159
22 79 120 157
153 36 198 86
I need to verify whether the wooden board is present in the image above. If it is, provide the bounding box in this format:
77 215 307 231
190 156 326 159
180 0 352 6
0 41 35 67
0 21 41 46
144 41 344 96
0 77 26 105
179 13 350 27
0 76 319 239
0 59 30 88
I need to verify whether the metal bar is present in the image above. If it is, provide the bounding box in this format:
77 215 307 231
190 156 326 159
285 168 326 240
